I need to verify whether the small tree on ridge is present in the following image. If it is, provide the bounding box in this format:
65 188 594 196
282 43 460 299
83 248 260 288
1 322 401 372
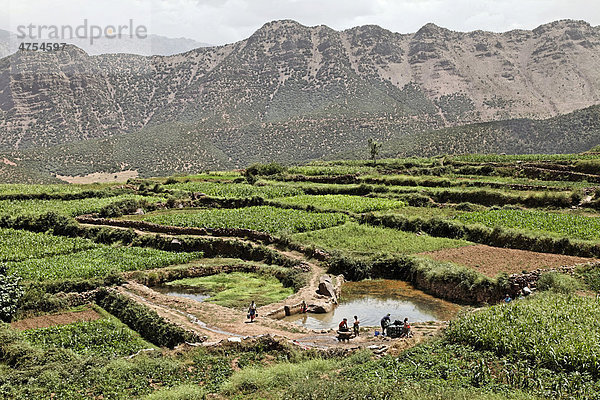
368 138 382 165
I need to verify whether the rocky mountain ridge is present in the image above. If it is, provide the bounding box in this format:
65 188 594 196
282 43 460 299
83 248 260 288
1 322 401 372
1 19 599 179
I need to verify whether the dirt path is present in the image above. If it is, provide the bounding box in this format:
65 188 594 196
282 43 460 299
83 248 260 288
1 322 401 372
11 308 101 330
120 282 310 341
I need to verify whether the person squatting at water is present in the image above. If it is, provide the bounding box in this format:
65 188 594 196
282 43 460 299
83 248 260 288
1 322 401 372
339 318 349 332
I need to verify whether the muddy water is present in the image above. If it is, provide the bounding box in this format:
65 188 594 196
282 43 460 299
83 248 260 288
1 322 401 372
152 285 211 303
284 279 461 330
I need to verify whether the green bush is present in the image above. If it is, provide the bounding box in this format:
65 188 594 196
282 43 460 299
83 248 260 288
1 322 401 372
576 264 600 292
143 385 206 399
0 265 24 322
537 272 579 294
245 162 286 176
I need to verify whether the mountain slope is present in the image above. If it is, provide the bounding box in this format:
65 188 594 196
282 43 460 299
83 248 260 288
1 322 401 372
6 104 600 180
336 104 600 159
2 19 600 150
1 19 600 180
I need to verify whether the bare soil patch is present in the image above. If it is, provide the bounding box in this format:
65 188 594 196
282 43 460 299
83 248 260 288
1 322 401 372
11 309 102 330
418 244 596 277
56 170 138 184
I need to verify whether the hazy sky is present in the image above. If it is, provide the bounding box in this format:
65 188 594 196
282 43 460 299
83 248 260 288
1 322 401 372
3 0 600 45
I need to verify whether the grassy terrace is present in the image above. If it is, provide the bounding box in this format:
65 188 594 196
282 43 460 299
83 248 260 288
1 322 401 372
0 183 93 196
293 222 472 257
267 179 578 198
21 310 153 358
166 272 294 309
138 206 348 234
272 194 406 213
0 195 166 217
7 247 203 281
456 208 600 241
0 228 98 262
448 293 600 377
0 228 202 281
166 181 303 198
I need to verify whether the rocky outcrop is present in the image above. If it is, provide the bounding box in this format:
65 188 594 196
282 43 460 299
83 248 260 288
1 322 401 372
317 275 339 303
507 263 595 294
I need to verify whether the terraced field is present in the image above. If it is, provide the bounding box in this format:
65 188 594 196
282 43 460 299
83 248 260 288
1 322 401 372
21 316 152 358
456 209 600 241
293 222 471 257
167 181 303 198
273 194 406 213
2 154 600 399
139 206 348 234
0 195 166 217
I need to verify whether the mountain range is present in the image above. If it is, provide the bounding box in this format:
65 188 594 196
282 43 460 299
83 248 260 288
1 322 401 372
0 19 599 182
0 29 210 58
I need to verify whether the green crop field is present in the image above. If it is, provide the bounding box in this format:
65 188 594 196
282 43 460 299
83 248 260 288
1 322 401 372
167 181 303 198
448 293 600 376
21 317 152 358
273 194 406 213
0 195 166 217
293 222 472 257
451 153 600 163
0 228 98 262
456 209 600 240
0 184 90 196
7 246 202 281
139 206 347 234
286 165 377 176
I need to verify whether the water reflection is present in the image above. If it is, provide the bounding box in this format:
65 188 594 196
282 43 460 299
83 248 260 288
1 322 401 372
152 285 211 303
284 279 460 330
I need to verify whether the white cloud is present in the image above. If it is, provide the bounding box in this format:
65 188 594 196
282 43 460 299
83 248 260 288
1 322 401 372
2 0 599 44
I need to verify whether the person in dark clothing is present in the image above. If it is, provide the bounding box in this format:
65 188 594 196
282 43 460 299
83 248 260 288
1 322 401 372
380 313 391 336
248 301 257 322
353 315 360 336
301 300 307 313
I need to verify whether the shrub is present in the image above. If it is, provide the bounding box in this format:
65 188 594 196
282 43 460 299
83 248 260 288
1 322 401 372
537 272 579 294
456 202 478 211
98 198 152 218
245 162 287 177
576 264 600 292
143 385 206 400
0 265 24 322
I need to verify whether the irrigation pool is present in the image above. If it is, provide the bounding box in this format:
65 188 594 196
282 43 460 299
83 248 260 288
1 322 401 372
283 279 461 330
152 285 211 302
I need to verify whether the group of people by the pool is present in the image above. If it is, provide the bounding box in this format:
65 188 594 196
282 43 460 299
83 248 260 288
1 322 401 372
337 315 361 337
249 299 412 338
338 313 412 338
